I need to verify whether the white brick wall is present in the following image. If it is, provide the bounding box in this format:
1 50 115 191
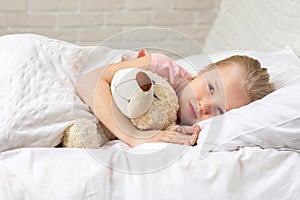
0 0 220 51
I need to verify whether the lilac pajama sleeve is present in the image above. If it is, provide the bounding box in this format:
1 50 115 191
149 53 193 93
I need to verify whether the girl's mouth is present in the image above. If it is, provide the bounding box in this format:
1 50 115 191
189 103 197 119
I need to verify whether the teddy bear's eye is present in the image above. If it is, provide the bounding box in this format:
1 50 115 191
153 94 158 99
152 80 156 84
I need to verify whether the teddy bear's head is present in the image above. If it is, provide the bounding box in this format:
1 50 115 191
111 68 179 130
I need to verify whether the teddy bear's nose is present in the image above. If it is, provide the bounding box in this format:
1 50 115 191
136 71 152 92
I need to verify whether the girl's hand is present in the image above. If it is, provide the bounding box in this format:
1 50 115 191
121 49 148 61
130 125 200 147
159 125 200 146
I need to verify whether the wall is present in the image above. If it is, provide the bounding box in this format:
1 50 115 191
204 0 300 56
0 0 219 53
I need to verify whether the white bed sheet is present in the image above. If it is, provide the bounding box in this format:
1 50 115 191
0 142 299 200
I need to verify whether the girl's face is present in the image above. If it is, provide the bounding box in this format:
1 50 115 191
178 63 251 125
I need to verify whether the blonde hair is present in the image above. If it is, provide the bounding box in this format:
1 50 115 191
205 55 275 102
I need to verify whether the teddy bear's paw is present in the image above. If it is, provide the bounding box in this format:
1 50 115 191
62 118 108 148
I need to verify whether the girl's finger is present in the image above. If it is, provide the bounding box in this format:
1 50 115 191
159 131 194 145
189 133 198 146
177 126 192 135
121 52 138 61
178 125 201 135
193 125 201 134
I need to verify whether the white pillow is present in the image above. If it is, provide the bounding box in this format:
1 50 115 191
177 47 300 151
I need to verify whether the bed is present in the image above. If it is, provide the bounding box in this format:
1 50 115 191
1 0 300 199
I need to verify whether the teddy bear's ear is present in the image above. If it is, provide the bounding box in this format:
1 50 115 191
136 71 152 92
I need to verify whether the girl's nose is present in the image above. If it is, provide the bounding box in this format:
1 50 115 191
200 99 212 115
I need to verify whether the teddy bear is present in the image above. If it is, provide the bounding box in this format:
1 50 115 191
61 68 179 148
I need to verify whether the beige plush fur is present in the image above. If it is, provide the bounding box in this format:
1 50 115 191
131 83 178 130
61 70 179 148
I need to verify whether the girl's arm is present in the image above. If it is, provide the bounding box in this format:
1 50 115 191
76 55 199 147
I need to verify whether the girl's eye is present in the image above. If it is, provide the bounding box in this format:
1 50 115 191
208 84 215 94
217 108 225 115
153 94 158 99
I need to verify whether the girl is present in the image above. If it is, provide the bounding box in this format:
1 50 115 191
76 50 274 147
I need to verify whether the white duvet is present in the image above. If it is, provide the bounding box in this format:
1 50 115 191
0 34 126 152
0 34 300 199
